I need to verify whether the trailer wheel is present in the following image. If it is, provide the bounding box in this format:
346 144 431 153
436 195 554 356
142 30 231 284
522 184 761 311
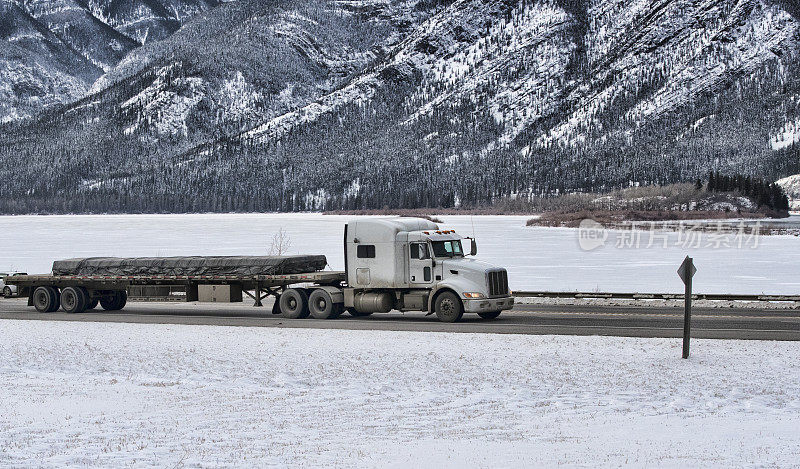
99 295 116 310
434 291 463 323
61 287 88 314
100 291 126 311
279 288 309 319
308 289 339 319
116 290 127 310
478 311 502 320
86 298 99 310
33 286 59 313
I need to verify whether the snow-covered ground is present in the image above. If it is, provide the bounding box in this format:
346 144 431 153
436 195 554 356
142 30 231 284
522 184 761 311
0 320 798 466
1 213 799 294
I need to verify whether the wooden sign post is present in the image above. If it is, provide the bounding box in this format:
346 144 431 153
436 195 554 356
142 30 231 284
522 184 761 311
678 256 697 359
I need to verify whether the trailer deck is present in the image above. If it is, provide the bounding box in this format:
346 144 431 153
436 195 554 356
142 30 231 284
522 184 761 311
4 271 346 306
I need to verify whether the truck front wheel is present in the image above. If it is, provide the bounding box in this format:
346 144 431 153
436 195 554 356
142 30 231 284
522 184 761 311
279 288 309 319
435 291 463 323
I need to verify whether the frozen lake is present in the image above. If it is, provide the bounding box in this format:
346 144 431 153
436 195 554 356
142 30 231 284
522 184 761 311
0 213 798 294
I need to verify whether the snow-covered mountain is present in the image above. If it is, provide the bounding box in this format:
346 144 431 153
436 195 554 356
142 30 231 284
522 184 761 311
776 173 800 209
1 0 799 213
0 0 218 122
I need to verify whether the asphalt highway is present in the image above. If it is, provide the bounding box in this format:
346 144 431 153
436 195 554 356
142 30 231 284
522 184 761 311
2 297 799 340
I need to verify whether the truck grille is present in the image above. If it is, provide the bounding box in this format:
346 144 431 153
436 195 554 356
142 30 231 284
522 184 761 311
487 269 509 297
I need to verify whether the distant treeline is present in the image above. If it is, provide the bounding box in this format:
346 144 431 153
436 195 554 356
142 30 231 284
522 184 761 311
703 172 790 211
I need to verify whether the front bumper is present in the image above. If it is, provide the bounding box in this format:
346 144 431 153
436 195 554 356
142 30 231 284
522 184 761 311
463 295 514 313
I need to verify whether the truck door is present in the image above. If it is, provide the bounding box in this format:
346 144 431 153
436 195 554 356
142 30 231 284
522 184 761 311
408 242 433 285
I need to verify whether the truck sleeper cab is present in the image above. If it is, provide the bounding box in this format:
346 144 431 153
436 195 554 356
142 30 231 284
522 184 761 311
340 218 513 322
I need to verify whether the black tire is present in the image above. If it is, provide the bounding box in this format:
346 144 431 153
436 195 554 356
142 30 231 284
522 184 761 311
86 298 99 310
50 288 61 312
117 290 127 310
3 286 12 298
478 311 502 320
32 286 59 313
435 291 463 323
99 296 117 311
61 286 88 313
99 291 125 311
279 288 309 319
308 289 337 319
347 307 373 317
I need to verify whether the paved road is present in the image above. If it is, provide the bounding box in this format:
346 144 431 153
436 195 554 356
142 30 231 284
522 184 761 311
1 298 799 340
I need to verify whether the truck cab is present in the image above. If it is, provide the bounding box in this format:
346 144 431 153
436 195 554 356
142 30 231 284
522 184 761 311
342 218 513 322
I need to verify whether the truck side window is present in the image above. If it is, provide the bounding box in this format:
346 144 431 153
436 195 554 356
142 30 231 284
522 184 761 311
357 245 375 258
410 243 429 260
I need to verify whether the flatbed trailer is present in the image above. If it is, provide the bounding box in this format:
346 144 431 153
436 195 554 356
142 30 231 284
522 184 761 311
7 271 346 313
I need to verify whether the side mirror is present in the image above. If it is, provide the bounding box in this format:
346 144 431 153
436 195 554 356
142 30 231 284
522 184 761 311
469 238 477 256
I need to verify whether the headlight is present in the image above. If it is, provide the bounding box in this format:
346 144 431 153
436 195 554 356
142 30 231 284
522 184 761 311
462 292 485 299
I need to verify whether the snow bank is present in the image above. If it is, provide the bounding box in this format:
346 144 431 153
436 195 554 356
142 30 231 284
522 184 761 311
0 320 798 466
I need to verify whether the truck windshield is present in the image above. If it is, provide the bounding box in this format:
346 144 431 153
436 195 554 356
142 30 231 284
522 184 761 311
431 240 463 258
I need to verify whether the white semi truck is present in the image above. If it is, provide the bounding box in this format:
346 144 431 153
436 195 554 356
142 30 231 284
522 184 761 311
5 218 513 322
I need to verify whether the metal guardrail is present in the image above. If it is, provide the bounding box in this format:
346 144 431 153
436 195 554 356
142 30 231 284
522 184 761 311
513 291 800 302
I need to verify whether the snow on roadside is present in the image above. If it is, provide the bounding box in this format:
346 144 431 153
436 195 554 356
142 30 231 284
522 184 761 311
1 320 799 467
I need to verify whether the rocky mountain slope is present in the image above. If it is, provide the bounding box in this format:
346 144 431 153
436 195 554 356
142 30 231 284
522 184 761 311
776 173 800 209
1 0 799 213
0 0 217 122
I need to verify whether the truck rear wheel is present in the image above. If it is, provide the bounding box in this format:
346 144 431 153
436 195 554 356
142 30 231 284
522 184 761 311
61 286 89 313
478 311 502 320
279 288 309 319
33 286 59 313
435 291 463 323
309 289 339 319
